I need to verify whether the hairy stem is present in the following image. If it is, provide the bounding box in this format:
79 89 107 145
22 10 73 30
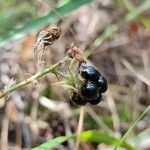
0 57 68 99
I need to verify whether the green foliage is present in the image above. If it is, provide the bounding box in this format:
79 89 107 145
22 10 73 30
119 107 131 122
32 135 74 150
42 85 56 99
0 0 92 47
114 105 150 150
140 17 150 27
116 0 150 26
126 0 150 21
84 116 99 129
32 130 135 150
0 0 36 35
80 131 136 150
102 116 113 128
0 1 149 150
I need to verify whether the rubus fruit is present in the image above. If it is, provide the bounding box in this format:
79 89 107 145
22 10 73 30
71 65 108 106
71 92 86 106
88 94 102 105
97 76 108 93
80 66 100 81
81 81 99 100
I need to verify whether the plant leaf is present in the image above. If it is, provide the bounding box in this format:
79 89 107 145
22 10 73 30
140 17 150 27
125 0 150 21
32 130 135 150
32 135 74 150
114 105 150 150
115 0 150 27
80 131 136 150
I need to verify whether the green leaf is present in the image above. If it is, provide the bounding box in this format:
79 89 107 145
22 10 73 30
32 135 74 150
116 0 150 27
125 0 150 21
0 0 92 47
80 131 136 150
32 130 135 150
140 17 150 27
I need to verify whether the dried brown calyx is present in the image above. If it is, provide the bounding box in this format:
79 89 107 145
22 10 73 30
33 26 61 69
34 26 61 51
48 26 61 40
67 42 86 65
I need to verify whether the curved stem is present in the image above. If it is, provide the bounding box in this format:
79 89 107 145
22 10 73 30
114 105 150 150
0 57 68 99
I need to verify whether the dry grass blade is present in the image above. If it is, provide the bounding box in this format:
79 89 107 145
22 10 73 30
106 90 121 138
121 58 150 86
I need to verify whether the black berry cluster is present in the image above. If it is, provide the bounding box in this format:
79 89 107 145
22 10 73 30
71 66 108 105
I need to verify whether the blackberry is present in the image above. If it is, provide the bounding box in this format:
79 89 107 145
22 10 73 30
81 81 99 100
71 92 86 106
80 66 100 81
97 76 108 93
88 94 102 105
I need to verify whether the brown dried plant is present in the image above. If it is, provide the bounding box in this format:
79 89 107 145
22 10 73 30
34 26 61 68
67 42 86 67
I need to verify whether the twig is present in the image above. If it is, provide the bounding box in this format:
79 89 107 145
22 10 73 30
75 106 85 150
0 56 68 99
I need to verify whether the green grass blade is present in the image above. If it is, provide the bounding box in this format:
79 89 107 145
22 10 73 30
85 0 150 57
32 135 74 150
32 130 135 150
114 105 150 150
0 0 92 47
125 0 150 21
116 0 150 27
80 131 136 150
140 17 150 27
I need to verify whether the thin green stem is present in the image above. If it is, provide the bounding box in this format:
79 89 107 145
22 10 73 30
114 105 150 150
0 57 68 99
68 59 75 77
52 82 78 92
54 70 70 79
68 59 77 87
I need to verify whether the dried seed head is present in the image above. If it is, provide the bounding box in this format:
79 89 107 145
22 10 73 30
47 26 61 40
33 25 61 69
34 26 61 52
67 42 86 65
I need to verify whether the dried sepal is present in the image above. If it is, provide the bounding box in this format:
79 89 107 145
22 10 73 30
33 26 61 69
67 42 86 65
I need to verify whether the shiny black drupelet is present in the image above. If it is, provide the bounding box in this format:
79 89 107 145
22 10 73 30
71 66 108 106
81 81 99 100
87 94 102 105
97 76 108 93
80 66 100 81
71 92 86 106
